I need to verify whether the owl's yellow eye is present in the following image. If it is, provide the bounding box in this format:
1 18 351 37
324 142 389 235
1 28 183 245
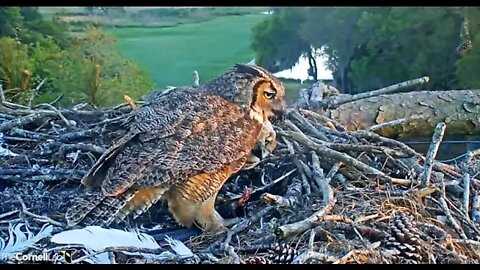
264 91 275 99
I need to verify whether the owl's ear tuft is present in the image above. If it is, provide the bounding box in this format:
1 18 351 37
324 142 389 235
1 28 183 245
234 64 263 77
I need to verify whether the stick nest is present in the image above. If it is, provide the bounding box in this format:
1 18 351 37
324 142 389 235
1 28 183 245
1 97 480 264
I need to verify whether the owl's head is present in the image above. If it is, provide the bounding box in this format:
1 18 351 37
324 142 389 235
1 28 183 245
202 64 286 123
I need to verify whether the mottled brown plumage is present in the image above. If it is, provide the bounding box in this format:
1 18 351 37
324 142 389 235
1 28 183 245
65 64 285 232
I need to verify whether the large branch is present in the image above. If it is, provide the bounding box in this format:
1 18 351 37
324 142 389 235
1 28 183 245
324 90 480 140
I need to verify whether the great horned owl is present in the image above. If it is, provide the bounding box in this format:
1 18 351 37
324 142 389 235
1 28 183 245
65 64 286 233
243 120 277 170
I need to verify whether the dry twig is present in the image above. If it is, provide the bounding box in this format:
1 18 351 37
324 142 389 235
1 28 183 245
276 185 335 239
15 195 66 228
420 122 447 187
315 76 430 109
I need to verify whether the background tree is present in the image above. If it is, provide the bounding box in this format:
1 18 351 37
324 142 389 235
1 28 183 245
252 7 476 94
455 7 480 89
300 7 367 93
0 7 22 37
0 37 33 101
37 27 153 107
0 7 153 107
347 7 461 92
251 8 311 74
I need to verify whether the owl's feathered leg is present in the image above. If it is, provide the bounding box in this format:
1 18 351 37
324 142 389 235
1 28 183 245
194 191 225 233
165 158 247 233
242 145 263 170
164 188 199 228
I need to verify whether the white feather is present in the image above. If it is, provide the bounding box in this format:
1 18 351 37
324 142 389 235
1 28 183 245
165 235 193 258
50 226 160 250
50 226 179 264
0 223 53 260
0 133 18 157
0 145 18 157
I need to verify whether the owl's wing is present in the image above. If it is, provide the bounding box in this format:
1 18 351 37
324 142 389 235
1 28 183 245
98 89 262 200
81 132 136 188
82 88 202 188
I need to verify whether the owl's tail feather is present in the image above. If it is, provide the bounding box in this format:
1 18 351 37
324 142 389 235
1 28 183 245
115 187 166 223
65 190 135 227
66 187 166 227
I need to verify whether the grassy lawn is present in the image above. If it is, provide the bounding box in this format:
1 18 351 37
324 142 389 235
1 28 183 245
39 8 305 102
40 7 267 29
108 14 266 90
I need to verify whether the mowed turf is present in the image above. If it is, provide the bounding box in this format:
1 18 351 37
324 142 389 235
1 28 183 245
108 14 266 90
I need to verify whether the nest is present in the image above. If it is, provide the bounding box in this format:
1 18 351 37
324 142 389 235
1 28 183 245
1 92 480 264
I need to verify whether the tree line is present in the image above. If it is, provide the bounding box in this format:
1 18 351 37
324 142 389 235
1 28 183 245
0 7 152 107
251 7 479 94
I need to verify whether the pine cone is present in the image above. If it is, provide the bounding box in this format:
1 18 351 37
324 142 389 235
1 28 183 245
241 256 273 264
384 212 423 261
267 243 298 264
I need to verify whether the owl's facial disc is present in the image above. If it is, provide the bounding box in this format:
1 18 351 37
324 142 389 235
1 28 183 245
250 80 286 123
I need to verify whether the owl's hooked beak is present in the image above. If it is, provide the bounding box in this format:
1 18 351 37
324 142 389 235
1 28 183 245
270 100 286 123
272 108 285 123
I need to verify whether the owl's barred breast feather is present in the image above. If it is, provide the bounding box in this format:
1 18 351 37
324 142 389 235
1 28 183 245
66 87 263 227
178 156 247 203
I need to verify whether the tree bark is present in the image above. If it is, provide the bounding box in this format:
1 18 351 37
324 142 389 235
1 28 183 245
307 50 318 81
322 90 480 140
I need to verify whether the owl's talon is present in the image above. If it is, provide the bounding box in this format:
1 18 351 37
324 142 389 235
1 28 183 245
204 225 227 236
200 218 226 234
223 217 240 227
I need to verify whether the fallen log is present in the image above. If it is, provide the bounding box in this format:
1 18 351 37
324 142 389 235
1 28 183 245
296 78 480 142
325 90 480 140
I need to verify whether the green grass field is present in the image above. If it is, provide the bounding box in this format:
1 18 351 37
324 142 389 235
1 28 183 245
38 8 307 102
108 14 266 90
